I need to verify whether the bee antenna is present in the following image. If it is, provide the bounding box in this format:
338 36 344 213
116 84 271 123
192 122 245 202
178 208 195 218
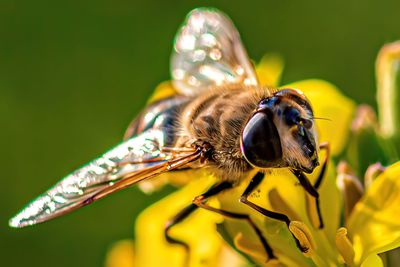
312 117 331 121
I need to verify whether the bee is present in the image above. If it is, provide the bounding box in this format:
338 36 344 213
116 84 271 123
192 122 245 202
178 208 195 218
10 7 329 260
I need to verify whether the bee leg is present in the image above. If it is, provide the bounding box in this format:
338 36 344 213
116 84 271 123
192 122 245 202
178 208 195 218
164 182 234 264
239 172 310 253
314 142 330 189
291 169 324 229
192 182 276 260
289 142 330 230
164 203 198 252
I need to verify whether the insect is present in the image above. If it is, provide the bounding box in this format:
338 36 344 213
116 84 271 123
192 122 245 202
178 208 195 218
10 7 329 260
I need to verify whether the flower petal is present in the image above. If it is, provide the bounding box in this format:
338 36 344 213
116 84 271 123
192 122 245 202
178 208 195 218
217 168 343 266
134 173 246 267
147 81 178 104
347 162 400 264
217 170 312 266
360 254 383 267
255 54 285 87
105 240 135 267
284 79 356 156
336 161 363 222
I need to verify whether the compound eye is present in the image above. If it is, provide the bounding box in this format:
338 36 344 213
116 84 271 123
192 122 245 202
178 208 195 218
241 111 282 168
284 107 301 126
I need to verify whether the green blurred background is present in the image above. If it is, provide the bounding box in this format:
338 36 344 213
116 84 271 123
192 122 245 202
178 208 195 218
1 0 400 266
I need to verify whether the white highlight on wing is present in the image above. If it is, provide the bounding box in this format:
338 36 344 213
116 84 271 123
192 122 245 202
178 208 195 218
171 8 258 96
9 129 169 228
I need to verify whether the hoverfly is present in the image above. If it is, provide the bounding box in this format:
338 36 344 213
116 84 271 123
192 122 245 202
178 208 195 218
10 7 329 260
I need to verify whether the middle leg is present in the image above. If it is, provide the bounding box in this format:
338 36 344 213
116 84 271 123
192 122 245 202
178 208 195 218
239 172 309 252
192 182 276 260
165 181 276 262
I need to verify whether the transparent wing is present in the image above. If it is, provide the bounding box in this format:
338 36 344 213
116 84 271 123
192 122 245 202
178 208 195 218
9 129 200 228
171 7 259 96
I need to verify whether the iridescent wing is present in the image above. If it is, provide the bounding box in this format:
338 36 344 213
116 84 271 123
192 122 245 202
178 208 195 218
9 129 200 228
171 7 259 96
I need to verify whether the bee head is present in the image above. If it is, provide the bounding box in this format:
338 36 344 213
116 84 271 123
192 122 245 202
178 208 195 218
240 88 319 173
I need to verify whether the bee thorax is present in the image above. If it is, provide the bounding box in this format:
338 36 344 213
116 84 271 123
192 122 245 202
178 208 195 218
179 86 267 183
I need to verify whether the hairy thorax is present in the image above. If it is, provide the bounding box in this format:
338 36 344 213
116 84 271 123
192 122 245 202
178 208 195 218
176 85 269 184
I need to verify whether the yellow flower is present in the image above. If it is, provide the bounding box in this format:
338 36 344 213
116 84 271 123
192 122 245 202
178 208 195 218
210 56 355 266
213 47 400 266
105 48 400 267
106 173 247 267
105 240 135 267
346 162 400 265
217 156 400 267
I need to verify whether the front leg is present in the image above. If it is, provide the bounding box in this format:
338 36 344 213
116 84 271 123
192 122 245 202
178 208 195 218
314 142 330 189
239 172 291 225
290 169 324 229
239 172 308 252
290 142 330 229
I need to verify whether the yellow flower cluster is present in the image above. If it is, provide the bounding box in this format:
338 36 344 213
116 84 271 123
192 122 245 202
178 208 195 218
105 44 400 267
